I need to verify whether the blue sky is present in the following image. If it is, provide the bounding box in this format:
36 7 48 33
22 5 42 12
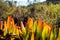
8 0 46 6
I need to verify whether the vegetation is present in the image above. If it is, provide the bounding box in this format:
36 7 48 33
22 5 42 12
0 16 59 40
0 0 60 40
0 2 60 26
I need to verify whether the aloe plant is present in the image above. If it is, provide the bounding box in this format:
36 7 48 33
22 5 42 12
0 16 60 40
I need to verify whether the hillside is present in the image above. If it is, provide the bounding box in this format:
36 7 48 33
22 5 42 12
0 2 60 27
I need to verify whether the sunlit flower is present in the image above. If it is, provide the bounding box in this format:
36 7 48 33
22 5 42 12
4 21 8 36
42 22 51 40
26 17 33 32
8 17 15 34
0 21 3 30
31 32 34 40
37 19 43 33
33 21 37 32
7 16 12 31
38 19 43 28
20 21 26 34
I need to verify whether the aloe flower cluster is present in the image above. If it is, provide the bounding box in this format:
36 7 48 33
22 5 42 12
0 16 59 40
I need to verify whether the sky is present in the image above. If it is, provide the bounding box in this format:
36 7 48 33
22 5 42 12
8 0 46 6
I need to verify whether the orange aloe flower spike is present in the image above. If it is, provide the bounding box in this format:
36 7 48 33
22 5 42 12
37 19 43 34
11 17 15 28
1 21 3 30
0 21 3 30
7 16 11 31
43 22 51 30
26 17 33 30
37 19 43 28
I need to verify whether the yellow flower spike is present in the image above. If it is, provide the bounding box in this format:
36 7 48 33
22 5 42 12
4 21 8 36
20 21 26 35
42 22 51 40
12 24 17 35
31 32 34 40
16 25 20 36
36 19 43 40
43 22 51 32
50 31 54 40
12 24 20 36
33 21 37 33
26 17 33 32
19 29 23 35
37 19 43 33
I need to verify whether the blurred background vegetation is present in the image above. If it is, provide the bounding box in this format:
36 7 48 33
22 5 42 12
0 0 60 27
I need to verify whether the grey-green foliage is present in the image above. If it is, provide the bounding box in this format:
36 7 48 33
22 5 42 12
0 2 60 27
